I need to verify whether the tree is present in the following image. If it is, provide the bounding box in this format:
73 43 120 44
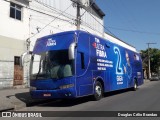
140 48 160 76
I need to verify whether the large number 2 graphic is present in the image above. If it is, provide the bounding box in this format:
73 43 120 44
114 47 123 75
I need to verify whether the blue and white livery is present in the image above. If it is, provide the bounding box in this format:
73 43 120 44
28 30 143 100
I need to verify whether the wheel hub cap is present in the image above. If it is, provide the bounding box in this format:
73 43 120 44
95 86 101 96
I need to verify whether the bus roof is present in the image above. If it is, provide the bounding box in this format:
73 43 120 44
75 30 137 52
104 32 137 52
37 30 138 53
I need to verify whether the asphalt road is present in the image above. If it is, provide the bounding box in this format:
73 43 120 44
5 80 160 120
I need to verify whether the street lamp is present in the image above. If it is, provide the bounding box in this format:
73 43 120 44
146 43 157 79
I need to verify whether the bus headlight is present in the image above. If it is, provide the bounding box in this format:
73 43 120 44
30 86 37 91
60 84 74 89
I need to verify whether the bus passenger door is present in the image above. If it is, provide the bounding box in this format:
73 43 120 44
76 33 92 96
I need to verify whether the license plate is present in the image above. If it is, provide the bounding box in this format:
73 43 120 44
43 93 51 97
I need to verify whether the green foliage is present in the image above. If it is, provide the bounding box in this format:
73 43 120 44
140 48 160 73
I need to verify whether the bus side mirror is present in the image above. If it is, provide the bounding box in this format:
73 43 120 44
20 51 32 67
69 42 77 60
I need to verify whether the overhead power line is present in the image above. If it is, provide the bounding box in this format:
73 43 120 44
107 26 160 35
112 0 137 30
80 0 96 17
29 7 72 23
34 0 75 21
28 3 73 39
87 10 120 39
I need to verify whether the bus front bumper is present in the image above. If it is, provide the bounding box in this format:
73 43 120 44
30 88 76 99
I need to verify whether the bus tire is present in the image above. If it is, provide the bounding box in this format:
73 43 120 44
132 80 138 91
93 81 103 101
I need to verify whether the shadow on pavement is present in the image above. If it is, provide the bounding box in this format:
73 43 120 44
13 92 53 107
104 88 134 97
37 88 132 107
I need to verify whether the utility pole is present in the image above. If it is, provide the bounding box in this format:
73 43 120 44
74 0 90 30
26 15 31 88
76 1 81 30
146 42 157 79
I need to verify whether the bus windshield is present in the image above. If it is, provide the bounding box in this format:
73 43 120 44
30 50 74 80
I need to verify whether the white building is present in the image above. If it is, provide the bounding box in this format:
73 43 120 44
0 0 30 88
0 0 105 88
28 0 105 50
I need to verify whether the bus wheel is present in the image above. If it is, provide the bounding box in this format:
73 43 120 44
93 81 103 101
132 80 138 91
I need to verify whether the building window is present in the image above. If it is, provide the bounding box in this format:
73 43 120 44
10 2 22 20
14 56 20 65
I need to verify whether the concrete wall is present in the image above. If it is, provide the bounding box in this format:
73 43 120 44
0 36 28 88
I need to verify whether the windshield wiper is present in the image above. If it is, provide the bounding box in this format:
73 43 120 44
36 59 42 80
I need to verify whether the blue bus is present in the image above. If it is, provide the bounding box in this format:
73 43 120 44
22 30 143 100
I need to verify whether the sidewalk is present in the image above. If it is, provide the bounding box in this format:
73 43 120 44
144 79 150 83
0 87 52 112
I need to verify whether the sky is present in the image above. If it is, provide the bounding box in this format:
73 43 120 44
96 0 160 51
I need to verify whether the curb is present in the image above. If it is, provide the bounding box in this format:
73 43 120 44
0 107 14 112
144 79 150 83
0 99 54 111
